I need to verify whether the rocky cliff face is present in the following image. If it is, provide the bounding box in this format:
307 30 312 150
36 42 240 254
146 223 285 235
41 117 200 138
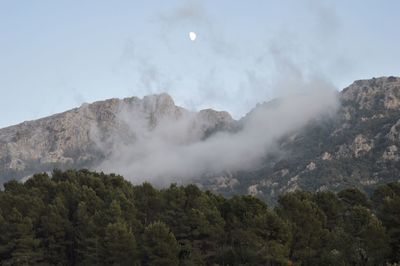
1 76 400 203
208 76 400 203
0 93 234 183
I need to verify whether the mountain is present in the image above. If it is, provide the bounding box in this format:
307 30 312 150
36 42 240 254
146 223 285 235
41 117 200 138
209 76 400 203
1 76 400 203
0 93 234 183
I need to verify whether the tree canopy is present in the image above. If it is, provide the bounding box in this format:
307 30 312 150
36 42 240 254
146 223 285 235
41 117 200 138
0 169 399 265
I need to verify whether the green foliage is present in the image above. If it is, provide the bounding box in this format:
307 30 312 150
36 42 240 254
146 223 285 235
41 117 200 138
338 188 370 208
0 169 398 265
104 222 138 265
372 182 400 263
142 221 180 266
276 191 328 264
0 208 43 265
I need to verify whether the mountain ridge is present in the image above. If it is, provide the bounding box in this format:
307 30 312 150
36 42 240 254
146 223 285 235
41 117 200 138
0 92 235 183
1 76 400 203
219 76 400 202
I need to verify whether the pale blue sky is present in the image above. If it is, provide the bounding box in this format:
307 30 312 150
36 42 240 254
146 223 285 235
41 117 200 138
1 0 399 127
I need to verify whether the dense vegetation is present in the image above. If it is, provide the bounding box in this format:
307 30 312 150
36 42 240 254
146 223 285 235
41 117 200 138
230 98 400 204
0 170 399 265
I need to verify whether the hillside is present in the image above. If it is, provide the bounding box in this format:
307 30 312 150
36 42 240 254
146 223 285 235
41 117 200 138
0 93 234 183
210 76 400 203
0 169 399 265
1 76 400 203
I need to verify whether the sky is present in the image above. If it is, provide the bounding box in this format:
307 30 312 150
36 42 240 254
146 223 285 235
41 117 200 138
1 0 400 128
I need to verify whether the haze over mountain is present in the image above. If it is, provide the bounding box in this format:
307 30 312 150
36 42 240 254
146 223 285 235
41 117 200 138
1 76 400 202
226 76 400 202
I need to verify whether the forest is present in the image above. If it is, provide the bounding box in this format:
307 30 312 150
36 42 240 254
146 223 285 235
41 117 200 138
0 169 399 265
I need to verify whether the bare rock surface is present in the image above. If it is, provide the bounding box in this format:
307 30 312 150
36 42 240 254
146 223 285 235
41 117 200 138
1 77 400 204
0 93 235 182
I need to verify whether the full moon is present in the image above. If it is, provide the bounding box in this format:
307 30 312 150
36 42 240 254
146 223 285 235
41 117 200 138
189 32 197 41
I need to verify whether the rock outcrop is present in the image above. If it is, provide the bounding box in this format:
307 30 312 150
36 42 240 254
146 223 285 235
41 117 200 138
1 76 400 204
224 76 400 203
0 93 235 183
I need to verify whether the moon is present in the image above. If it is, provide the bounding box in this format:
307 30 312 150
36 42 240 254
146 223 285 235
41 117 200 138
189 32 197 41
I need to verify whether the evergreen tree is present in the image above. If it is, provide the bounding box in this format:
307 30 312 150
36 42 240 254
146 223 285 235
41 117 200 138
0 169 399 265
276 191 327 264
342 205 390 265
371 182 400 262
142 221 180 266
74 202 102 265
0 209 43 265
338 188 370 208
104 222 138 266
38 196 71 265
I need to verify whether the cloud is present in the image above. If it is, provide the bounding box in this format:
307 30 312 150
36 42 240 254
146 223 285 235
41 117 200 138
158 0 208 25
96 2 343 185
307 0 340 42
95 78 338 186
117 39 175 96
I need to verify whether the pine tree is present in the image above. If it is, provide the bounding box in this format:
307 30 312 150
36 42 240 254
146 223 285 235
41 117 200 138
74 202 102 265
38 196 71 265
104 222 138 266
4 210 44 265
142 221 180 266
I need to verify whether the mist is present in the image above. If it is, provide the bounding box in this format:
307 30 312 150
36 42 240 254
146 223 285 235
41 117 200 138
93 1 341 185
95 77 338 185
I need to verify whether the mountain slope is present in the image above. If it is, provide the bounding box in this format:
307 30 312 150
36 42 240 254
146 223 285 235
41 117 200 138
1 76 400 203
207 76 400 202
0 93 234 183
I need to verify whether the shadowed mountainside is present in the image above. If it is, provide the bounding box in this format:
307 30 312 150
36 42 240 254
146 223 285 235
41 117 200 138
1 76 400 203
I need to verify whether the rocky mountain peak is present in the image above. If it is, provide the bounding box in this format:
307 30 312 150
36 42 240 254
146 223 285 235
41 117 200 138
340 76 400 110
0 93 236 183
198 109 234 126
142 93 177 115
2 77 400 204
